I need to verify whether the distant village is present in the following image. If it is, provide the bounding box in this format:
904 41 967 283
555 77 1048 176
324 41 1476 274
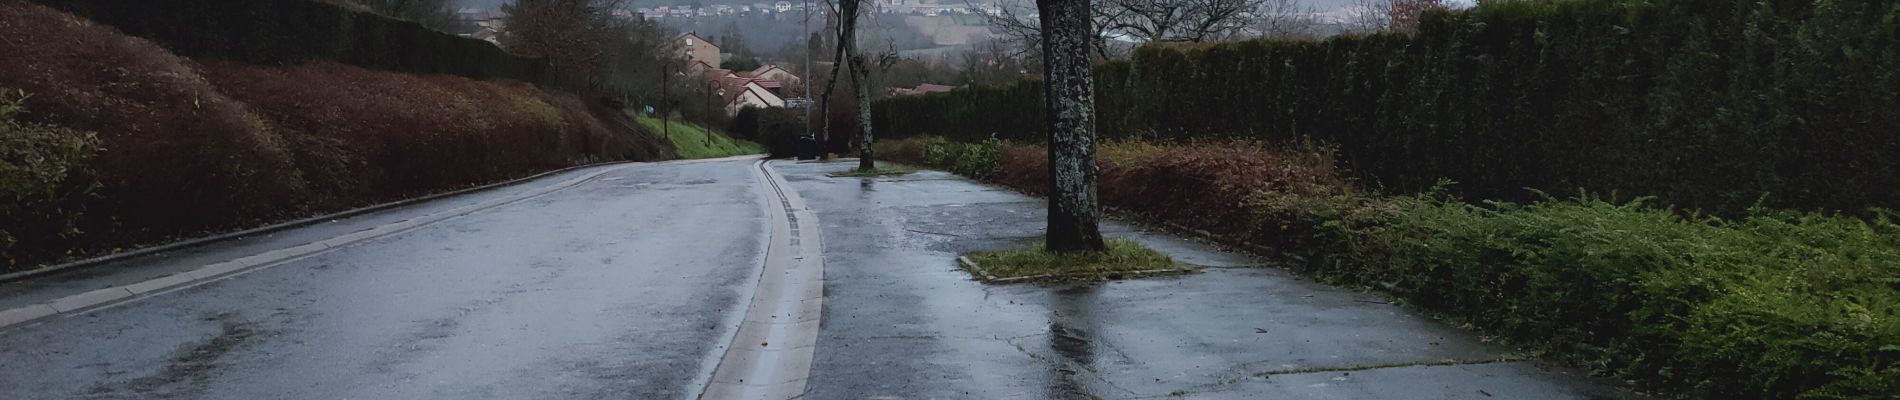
452 6 962 117
631 0 1003 19
672 32 955 116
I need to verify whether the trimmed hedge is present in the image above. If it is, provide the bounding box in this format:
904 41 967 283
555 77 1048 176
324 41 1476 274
874 0 1900 214
730 107 810 158
35 0 550 83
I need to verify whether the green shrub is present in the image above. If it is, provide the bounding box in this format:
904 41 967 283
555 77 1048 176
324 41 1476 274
1276 193 1900 398
0 89 101 265
908 136 1002 181
919 136 956 166
950 136 1002 180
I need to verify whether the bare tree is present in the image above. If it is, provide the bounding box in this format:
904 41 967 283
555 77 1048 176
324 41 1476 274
1101 0 1264 42
1255 0 1320 40
503 0 631 89
956 39 1030 85
814 0 884 171
977 0 1120 62
984 0 1263 61
1340 0 1391 33
1338 0 1444 33
1385 0 1446 32
1036 0 1107 253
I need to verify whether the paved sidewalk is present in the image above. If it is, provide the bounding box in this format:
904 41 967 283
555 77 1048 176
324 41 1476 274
774 161 1640 399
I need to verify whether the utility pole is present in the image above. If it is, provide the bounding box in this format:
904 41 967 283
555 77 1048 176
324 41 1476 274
803 0 814 150
662 63 670 140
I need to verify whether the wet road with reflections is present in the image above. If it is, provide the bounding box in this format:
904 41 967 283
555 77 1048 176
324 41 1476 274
774 160 1640 400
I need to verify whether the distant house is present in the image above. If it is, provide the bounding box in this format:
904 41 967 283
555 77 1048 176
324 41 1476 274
720 77 787 115
675 32 721 69
891 83 955 96
749 64 801 87
455 9 508 46
701 67 738 80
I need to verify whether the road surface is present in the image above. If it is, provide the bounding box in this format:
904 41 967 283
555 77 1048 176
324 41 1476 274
1 158 772 399
0 157 1640 399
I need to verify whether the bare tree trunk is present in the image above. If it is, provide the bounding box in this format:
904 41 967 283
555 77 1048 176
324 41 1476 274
819 4 850 152
820 0 863 160
1037 0 1106 253
851 54 875 171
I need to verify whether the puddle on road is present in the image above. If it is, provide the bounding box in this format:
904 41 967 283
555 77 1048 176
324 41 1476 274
1047 285 1103 399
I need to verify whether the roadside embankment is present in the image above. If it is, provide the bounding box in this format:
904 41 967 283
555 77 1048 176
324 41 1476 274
635 116 765 160
0 2 675 270
878 136 1900 399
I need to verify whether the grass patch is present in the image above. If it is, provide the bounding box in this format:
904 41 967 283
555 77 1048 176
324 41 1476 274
964 239 1190 282
636 116 763 159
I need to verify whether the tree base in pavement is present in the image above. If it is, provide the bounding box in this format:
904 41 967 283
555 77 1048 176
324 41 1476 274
960 239 1194 284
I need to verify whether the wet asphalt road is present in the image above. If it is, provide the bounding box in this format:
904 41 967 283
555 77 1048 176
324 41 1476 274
1 157 1641 400
774 161 1640 400
0 159 766 399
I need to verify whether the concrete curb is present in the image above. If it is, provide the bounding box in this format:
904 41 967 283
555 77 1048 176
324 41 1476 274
698 159 826 400
0 160 671 331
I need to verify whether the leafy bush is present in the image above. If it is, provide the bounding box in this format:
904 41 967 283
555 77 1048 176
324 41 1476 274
883 136 1003 180
0 89 101 265
950 136 1002 180
1284 195 1900 398
875 0 1900 215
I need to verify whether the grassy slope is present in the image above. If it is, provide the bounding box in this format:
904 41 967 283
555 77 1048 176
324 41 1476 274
635 116 763 159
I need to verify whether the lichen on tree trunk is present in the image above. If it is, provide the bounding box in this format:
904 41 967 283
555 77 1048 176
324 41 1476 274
1036 0 1106 253
851 54 875 172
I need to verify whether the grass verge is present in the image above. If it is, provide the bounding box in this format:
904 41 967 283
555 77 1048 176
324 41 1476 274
963 239 1191 283
636 116 763 159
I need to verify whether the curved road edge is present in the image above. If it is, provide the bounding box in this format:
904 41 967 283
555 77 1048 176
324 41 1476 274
0 156 765 331
696 159 826 400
